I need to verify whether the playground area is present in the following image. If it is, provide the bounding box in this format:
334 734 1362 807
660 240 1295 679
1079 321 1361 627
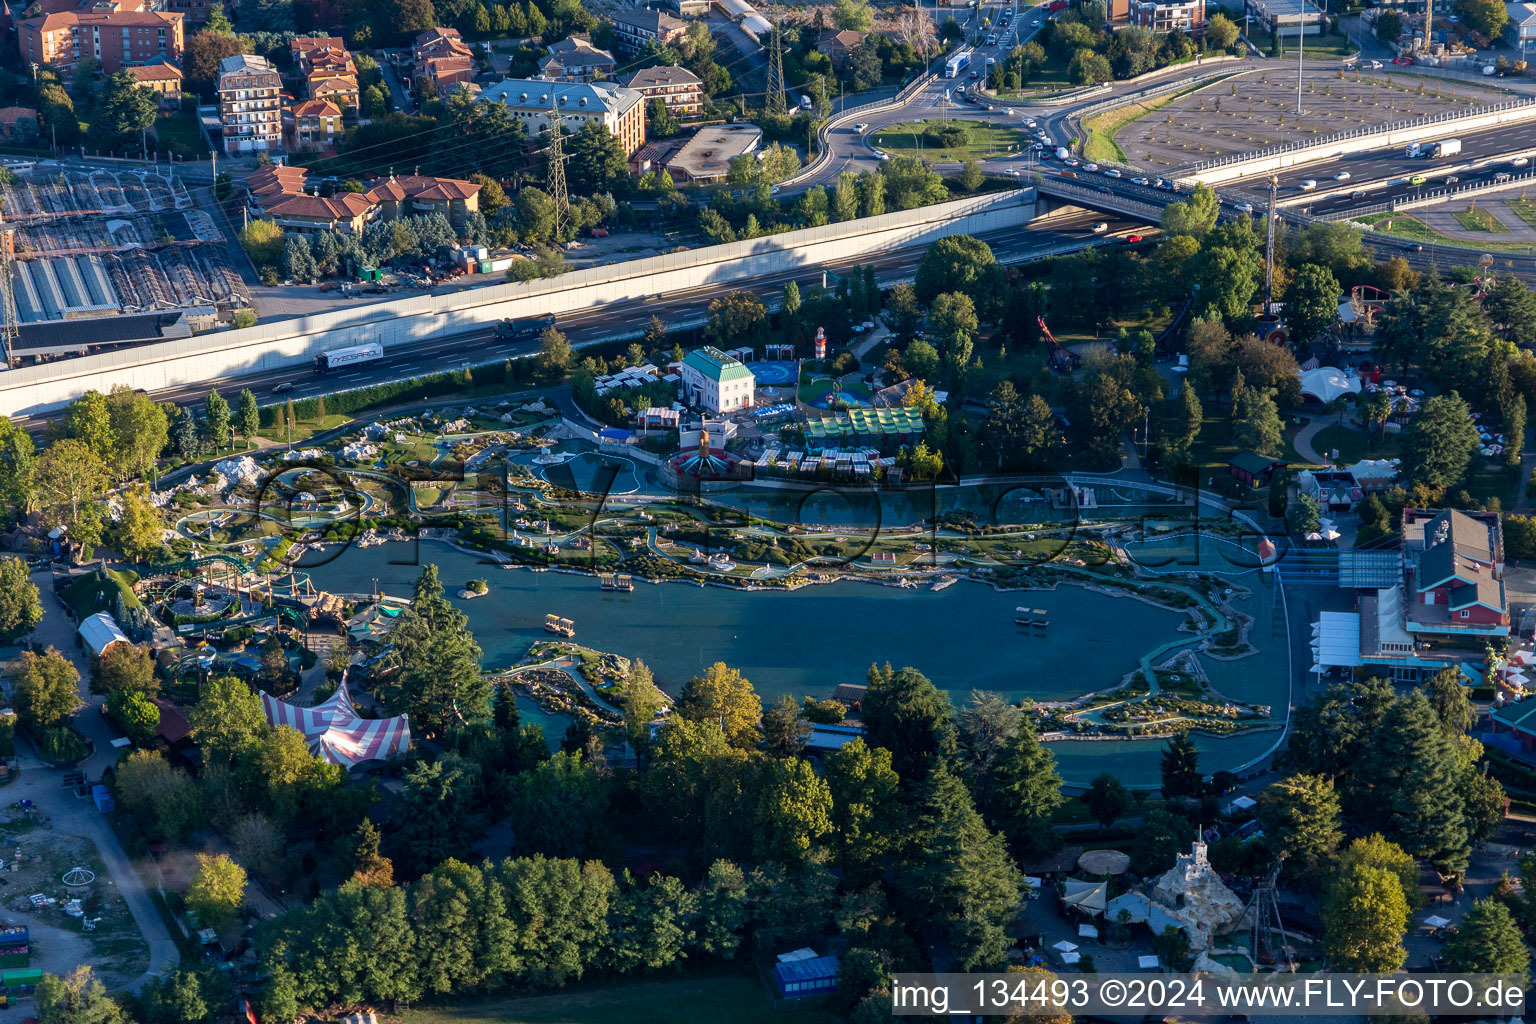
744 361 798 387
800 374 872 410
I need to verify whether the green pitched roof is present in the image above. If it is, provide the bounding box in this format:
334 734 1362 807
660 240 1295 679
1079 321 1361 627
682 346 754 384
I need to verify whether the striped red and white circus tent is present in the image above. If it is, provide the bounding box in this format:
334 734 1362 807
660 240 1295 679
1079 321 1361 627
260 675 411 768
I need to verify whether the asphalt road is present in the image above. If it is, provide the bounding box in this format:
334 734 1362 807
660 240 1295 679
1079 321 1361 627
1231 118 1536 213
35 208 1144 425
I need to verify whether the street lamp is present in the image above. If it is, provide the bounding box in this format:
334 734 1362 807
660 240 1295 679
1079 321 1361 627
1295 0 1307 115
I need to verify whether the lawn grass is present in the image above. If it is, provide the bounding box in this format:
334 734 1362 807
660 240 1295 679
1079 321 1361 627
1306 424 1402 466
1452 206 1510 233
871 119 1032 161
152 107 209 158
399 972 840 1024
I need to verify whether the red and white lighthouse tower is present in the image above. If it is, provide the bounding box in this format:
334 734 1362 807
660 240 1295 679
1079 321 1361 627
813 326 827 360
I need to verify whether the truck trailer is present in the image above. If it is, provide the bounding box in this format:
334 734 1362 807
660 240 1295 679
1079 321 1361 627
313 341 383 373
1405 138 1461 158
944 47 973 78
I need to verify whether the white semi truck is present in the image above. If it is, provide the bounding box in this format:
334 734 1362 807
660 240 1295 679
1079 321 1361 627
1405 138 1461 159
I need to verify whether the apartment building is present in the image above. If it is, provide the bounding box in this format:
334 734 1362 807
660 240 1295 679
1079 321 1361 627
537 36 616 82
478 78 646 156
607 6 686 53
285 99 343 148
413 26 475 97
247 164 373 234
1128 0 1206 32
124 58 181 108
621 65 703 116
19 0 184 75
218 53 282 154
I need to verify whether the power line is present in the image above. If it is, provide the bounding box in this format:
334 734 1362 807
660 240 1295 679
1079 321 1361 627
767 18 787 116
546 113 570 240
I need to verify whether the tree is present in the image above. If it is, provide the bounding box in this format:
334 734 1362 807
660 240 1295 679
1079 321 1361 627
677 662 762 748
566 119 629 195
1423 667 1476 738
1285 263 1342 347
915 235 998 312
705 291 767 348
645 98 680 139
1340 834 1423 912
1161 183 1221 239
761 695 811 758
824 738 903 880
282 236 316 283
228 813 284 884
36 967 128 1024
106 385 169 481
861 664 957 783
1455 0 1507 36
9 648 79 733
1484 275 1536 344
1506 395 1527 471
1160 733 1202 799
236 389 260 441
382 0 436 40
1405 392 1480 496
753 756 833 863
930 292 978 380
504 751 610 858
989 715 1064 856
1083 772 1132 828
1375 8 1404 40
91 642 155 696
618 659 667 743
0 557 41 639
0 418 36 525
187 676 267 765
1067 48 1112 86
1206 12 1239 47
896 766 1022 970
36 439 110 549
696 859 750 958
1233 387 1284 457
835 0 874 29
381 564 489 736
466 173 509 215
1444 897 1529 977
1323 861 1409 972
111 485 165 564
87 72 157 153
1288 491 1322 537
346 819 395 887
187 853 246 927
1258 774 1343 873
107 689 160 748
1356 692 1472 875
238 219 284 268
536 326 571 377
959 158 984 193
516 186 558 244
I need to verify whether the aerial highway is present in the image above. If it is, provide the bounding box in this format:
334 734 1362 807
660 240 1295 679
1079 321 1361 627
11 208 1146 426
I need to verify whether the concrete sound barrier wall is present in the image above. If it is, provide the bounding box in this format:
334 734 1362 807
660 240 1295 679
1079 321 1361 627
0 188 1035 415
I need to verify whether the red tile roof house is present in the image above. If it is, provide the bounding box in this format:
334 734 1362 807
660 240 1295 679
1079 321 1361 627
0 106 41 145
816 28 867 68
284 99 344 149
363 173 481 230
246 163 374 234
123 61 183 109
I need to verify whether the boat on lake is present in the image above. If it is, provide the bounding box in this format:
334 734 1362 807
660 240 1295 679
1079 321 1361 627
544 613 576 637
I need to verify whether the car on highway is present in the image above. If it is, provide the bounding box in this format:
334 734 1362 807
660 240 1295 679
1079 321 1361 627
1300 179 1318 191
1005 168 1021 176
1404 243 1424 252
1351 190 1367 199
1091 222 1108 233
1334 171 1351 181
1131 176 1149 185
1409 174 1427 185
1064 158 1079 167
877 152 890 161
1060 169 1077 178
970 69 980 77
1083 162 1100 172
272 382 295 394
1234 202 1254 212
1514 157 1530 168
1393 56 1414 65
1155 178 1172 189
854 122 868 132
1444 175 1459 184
1366 59 1383 69
1005 108 1014 115
1126 234 1144 243
1105 168 1121 177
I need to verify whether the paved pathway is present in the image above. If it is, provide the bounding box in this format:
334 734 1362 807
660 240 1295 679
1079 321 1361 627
1292 416 1328 465
1417 206 1536 244
19 569 180 992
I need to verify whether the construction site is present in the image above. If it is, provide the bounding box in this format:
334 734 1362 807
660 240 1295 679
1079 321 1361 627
0 165 251 366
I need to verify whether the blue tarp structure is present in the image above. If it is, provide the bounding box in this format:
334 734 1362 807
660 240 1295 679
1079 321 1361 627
91 785 114 813
598 428 633 442
774 955 839 997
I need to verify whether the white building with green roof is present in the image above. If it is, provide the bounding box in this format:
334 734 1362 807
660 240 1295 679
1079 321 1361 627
679 346 755 414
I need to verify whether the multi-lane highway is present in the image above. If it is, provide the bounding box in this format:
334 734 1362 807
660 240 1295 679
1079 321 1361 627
37 209 1145 425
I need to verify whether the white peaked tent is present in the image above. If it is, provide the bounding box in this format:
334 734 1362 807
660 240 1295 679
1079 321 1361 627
260 677 411 768
1298 367 1363 405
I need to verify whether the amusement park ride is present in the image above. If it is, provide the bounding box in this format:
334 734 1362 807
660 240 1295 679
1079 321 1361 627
136 554 320 641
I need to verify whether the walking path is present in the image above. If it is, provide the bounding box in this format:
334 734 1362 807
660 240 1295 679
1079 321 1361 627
19 569 180 992
1291 416 1328 465
1417 206 1536 245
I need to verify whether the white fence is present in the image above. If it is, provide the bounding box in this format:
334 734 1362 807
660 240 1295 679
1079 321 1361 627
0 189 1036 415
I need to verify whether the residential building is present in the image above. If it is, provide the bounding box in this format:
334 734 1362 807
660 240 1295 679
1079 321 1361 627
816 28 867 67
622 64 703 115
665 122 761 183
123 59 181 108
1507 2 1536 55
290 34 346 69
1104 0 1131 26
19 1 184 75
0 106 41 145
538 36 616 82
285 98 343 147
246 163 374 234
607 6 686 53
1227 450 1284 488
218 53 282 153
413 26 476 97
363 172 481 229
293 38 358 110
310 72 359 112
1401 508 1507 638
478 78 647 156
1246 0 1323 35
679 346 755 413
643 0 710 13
1129 0 1206 32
